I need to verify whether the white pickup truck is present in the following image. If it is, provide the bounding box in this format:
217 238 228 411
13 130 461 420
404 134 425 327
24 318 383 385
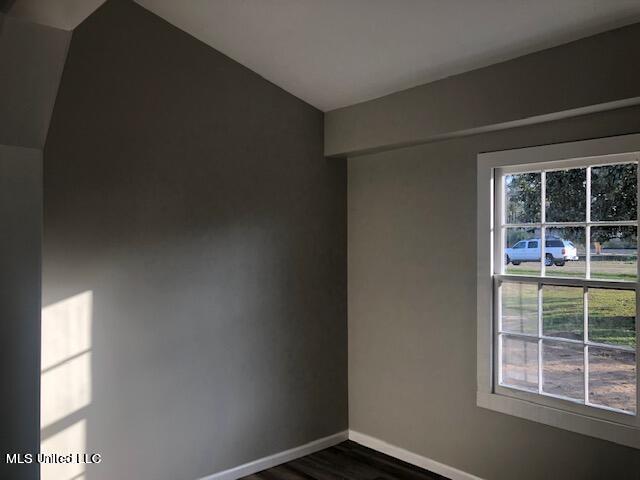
505 237 579 267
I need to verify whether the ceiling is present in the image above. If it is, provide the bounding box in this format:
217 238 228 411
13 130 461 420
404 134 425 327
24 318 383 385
8 0 640 111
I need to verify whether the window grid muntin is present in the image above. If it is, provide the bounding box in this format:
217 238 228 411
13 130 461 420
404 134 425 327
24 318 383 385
496 157 639 416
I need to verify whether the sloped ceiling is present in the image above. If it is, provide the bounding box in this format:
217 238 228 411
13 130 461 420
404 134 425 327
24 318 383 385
8 0 106 31
7 0 640 111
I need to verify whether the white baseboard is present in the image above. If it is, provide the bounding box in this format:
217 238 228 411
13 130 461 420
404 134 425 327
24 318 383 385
198 430 348 480
348 430 484 480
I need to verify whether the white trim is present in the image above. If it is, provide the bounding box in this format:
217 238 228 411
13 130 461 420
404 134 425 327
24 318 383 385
198 431 348 480
348 430 484 480
479 135 640 169
477 391 640 449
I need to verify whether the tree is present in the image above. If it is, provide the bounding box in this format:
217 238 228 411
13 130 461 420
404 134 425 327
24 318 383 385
506 164 637 247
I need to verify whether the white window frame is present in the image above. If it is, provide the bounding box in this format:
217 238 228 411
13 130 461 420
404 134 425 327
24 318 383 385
477 133 640 449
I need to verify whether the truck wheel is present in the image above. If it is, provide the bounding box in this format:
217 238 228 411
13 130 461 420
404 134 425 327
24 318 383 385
554 260 565 267
512 260 521 266
505 255 510 265
545 254 553 267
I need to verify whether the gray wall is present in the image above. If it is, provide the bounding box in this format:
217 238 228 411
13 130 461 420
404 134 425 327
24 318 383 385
348 105 640 480
43 1 347 479
326 22 640 157
0 11 68 480
0 145 42 480
0 13 69 149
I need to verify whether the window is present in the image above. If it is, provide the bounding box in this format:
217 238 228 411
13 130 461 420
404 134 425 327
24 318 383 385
499 160 637 414
477 134 640 449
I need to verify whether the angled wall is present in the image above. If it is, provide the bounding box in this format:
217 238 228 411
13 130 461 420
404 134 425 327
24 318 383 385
0 13 69 149
42 1 347 479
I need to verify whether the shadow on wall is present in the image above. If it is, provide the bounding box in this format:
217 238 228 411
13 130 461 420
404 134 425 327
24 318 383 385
41 291 93 480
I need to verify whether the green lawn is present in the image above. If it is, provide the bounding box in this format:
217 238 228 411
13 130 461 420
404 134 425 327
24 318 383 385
506 258 638 282
502 282 636 347
507 267 637 281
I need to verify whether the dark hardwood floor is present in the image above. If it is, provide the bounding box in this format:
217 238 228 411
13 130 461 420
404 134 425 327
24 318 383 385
242 441 446 480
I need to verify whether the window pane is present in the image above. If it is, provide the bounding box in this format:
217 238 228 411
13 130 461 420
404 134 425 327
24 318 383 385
590 226 637 281
589 348 636 414
542 285 583 341
544 227 585 278
591 163 637 222
545 168 586 222
501 335 538 391
588 289 636 348
501 282 538 335
505 227 541 275
542 340 584 400
505 172 541 224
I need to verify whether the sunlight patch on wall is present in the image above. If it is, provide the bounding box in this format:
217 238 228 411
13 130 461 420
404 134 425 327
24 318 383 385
41 291 93 480
41 352 91 428
40 420 86 480
41 291 92 370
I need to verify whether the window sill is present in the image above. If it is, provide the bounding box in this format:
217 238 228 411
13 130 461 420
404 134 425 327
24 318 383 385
477 390 640 449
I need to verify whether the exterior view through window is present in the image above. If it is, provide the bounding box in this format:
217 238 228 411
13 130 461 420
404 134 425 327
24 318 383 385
497 159 638 415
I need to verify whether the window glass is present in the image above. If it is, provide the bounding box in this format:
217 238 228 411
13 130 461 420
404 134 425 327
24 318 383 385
545 168 586 222
588 348 636 413
505 172 541 224
591 163 637 222
545 227 586 278
542 341 584 400
501 335 539 392
542 285 583 341
588 289 636 349
590 226 637 282
505 228 540 275
501 282 538 335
